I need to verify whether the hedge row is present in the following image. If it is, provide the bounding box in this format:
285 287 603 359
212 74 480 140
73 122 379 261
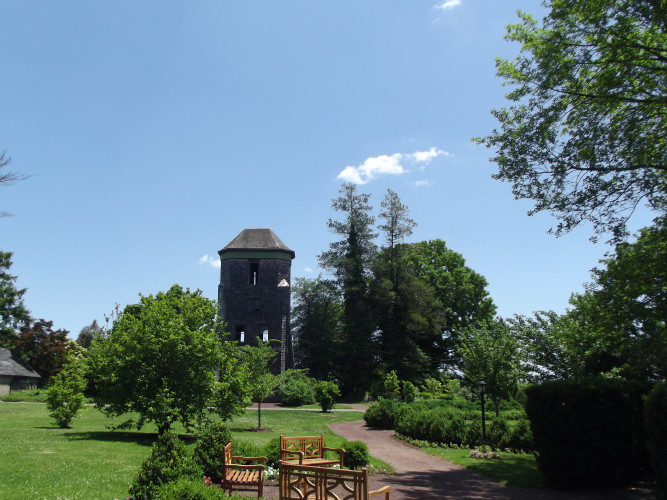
525 377 651 490
363 400 532 450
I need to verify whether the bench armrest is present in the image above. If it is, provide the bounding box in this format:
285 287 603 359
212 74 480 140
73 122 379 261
281 449 305 462
225 463 265 471
369 485 392 500
323 446 345 463
232 455 267 464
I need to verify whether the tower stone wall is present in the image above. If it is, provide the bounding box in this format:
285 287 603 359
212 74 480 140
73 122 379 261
218 228 294 373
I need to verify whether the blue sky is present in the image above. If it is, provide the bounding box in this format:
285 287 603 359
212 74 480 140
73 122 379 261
0 1 654 337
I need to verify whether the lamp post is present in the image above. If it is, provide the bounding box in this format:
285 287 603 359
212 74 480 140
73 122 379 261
478 380 487 446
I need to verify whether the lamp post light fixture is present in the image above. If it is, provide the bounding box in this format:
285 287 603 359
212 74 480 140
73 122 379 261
478 380 487 446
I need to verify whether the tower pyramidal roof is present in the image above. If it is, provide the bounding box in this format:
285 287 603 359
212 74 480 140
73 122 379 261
219 228 295 259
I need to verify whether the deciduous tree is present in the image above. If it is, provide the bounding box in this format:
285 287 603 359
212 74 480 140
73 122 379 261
14 319 69 383
476 0 667 242
90 284 247 435
239 338 280 429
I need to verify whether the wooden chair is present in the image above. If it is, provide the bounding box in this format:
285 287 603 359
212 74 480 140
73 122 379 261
280 434 345 467
279 462 392 500
221 441 267 498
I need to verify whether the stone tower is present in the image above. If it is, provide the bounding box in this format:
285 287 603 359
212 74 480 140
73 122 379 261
218 228 295 373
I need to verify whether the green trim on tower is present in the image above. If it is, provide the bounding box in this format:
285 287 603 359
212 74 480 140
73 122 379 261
219 250 293 261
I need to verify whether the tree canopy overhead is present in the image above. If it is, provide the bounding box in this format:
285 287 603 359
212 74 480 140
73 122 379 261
476 0 667 242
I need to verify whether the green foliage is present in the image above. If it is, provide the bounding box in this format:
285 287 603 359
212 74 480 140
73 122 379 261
129 432 201 499
463 415 483 448
318 183 378 397
0 251 32 349
363 399 402 429
508 418 533 452
458 320 522 415
263 436 281 468
382 370 401 400
278 369 315 406
400 380 418 403
90 284 247 435
46 353 87 427
229 440 265 465
488 416 511 450
153 477 229 500
644 382 667 500
341 440 369 469
0 388 47 402
291 276 343 381
475 0 667 242
192 422 232 484
239 338 280 429
525 377 650 489
313 380 340 412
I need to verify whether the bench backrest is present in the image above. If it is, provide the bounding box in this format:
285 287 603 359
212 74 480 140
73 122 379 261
280 434 325 461
279 463 371 500
223 441 234 466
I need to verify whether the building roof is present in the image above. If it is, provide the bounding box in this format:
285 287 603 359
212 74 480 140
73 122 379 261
219 228 295 259
0 348 41 379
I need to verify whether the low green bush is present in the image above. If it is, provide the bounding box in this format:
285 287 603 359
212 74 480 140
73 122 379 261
644 382 667 500
154 477 227 499
229 440 266 465
341 440 369 469
264 436 281 468
363 399 403 428
192 422 232 484
313 380 340 412
129 433 202 499
508 418 533 451
279 370 315 407
488 415 511 450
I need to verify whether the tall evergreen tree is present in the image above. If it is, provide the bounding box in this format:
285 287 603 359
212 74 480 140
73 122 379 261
291 276 343 381
318 183 377 397
0 251 31 348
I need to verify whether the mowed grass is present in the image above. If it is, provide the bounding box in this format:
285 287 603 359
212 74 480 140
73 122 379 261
421 446 541 487
0 402 366 500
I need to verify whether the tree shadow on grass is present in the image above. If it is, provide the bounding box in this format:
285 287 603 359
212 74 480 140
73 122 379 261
63 430 197 446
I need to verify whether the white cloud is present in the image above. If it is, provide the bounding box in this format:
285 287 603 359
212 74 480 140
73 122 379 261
415 179 432 187
410 147 451 163
303 267 314 274
435 0 462 10
337 153 405 185
198 254 220 269
337 147 452 184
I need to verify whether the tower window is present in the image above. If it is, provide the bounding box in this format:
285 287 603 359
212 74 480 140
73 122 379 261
235 325 245 343
249 262 259 285
262 329 269 342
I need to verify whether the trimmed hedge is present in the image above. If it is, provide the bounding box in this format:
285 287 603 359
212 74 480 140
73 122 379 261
342 440 370 469
644 382 667 500
525 377 650 489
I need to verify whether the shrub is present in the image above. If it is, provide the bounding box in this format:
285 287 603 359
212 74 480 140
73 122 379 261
129 433 201 499
313 380 340 412
229 440 265 465
525 377 650 489
264 436 281 468
192 422 232 484
394 405 432 441
153 477 228 499
363 399 402 429
278 370 315 406
382 371 401 401
341 440 369 469
46 356 87 428
444 412 467 445
488 415 511 450
508 418 533 451
644 382 667 500
400 380 418 403
464 415 483 447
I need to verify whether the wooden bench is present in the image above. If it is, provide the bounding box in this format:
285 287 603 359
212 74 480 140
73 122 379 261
221 441 267 498
280 434 345 467
279 463 392 500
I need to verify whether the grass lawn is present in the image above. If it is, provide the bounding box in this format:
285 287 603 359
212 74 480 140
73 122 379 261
0 402 367 500
420 446 542 488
